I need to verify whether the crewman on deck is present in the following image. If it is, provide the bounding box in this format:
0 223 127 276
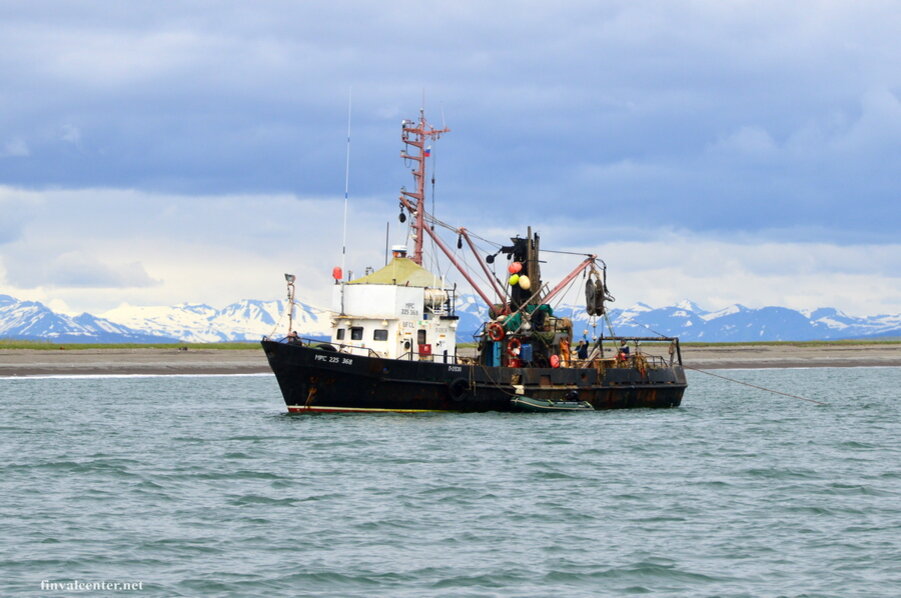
577 340 589 360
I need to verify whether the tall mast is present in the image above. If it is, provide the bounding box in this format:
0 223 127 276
399 109 449 266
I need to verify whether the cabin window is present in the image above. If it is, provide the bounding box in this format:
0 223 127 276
373 329 389 341
351 327 364 341
336 329 345 340
417 330 427 345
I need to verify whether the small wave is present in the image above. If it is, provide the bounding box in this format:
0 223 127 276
274 570 409 588
530 470 581 480
166 470 285 481
784 504 853 516
3 459 141 477
543 561 727 584
295 492 347 502
430 572 525 589
741 467 819 480
822 483 897 497
228 494 297 506
135 538 226 556
223 451 254 459
413 485 470 498
630 515 688 523
839 440 878 449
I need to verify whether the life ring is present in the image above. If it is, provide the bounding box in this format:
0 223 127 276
487 322 505 342
506 337 521 357
448 378 470 401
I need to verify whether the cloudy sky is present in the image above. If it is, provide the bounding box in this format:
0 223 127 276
1 1 899 317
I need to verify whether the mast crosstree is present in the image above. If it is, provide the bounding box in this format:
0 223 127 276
397 109 599 310
399 109 449 267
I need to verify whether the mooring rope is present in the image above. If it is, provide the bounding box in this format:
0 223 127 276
683 365 829 406
612 317 828 405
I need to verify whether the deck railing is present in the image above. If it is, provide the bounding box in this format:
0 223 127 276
265 334 683 369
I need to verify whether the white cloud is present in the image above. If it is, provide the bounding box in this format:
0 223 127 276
0 185 898 318
60 124 81 144
709 126 777 157
1 138 29 157
0 186 392 312
3 249 160 289
505 221 901 317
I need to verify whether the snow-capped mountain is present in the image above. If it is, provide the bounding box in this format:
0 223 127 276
0 294 177 343
2 293 899 343
584 300 901 342
453 295 901 342
100 299 332 343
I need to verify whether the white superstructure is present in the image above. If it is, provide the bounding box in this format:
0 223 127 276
329 248 459 361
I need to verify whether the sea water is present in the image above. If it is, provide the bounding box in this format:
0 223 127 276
1 368 899 597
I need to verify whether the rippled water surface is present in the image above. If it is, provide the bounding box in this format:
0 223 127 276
2 368 900 597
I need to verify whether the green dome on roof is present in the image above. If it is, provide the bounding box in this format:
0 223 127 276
348 257 444 288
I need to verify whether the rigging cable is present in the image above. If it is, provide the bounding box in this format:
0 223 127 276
623 319 826 405
422 213 600 258
430 147 437 230
684 367 828 405
539 248 598 258
548 271 580 312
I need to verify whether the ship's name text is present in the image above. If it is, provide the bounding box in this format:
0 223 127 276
400 302 420 317
314 355 353 365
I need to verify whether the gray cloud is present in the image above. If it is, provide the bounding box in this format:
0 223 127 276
0 1 898 241
0 188 40 244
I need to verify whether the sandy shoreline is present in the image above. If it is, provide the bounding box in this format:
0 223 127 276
0 348 272 377
1 343 900 377
679 343 901 370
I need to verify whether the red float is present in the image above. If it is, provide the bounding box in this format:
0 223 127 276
487 322 505 341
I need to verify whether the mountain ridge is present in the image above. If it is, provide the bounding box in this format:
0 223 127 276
1 293 899 343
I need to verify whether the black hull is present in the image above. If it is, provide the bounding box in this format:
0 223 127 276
262 340 686 413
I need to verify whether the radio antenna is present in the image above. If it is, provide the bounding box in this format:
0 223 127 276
341 89 352 276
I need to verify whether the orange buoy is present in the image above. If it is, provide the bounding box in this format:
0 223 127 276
508 262 522 274
332 266 343 280
550 354 560 368
487 322 505 341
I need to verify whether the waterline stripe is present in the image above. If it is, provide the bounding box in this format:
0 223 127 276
287 405 445 413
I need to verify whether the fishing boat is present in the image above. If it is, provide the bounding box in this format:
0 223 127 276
261 109 687 413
